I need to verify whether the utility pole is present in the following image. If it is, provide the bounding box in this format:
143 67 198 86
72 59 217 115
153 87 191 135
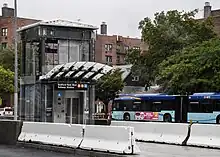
13 0 18 120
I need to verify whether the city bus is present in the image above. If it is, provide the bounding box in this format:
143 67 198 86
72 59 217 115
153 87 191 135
111 94 188 123
188 93 220 124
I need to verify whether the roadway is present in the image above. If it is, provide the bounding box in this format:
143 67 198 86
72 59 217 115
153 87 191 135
0 143 220 157
136 142 220 157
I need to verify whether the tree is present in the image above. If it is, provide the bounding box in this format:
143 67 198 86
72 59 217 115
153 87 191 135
157 38 220 94
0 45 21 74
126 10 216 88
0 66 14 96
95 69 124 101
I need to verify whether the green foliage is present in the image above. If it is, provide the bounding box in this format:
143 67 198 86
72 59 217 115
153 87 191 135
0 46 21 74
157 38 220 94
126 10 216 88
0 65 14 95
0 45 21 96
96 69 124 100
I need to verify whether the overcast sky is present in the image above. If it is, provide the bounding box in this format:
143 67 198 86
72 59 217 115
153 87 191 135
1 0 220 37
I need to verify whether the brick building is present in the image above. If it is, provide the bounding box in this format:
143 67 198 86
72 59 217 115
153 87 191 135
95 22 146 65
0 3 39 48
203 2 220 35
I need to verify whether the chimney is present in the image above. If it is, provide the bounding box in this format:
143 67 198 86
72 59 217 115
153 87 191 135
204 2 212 18
2 3 15 17
100 22 107 35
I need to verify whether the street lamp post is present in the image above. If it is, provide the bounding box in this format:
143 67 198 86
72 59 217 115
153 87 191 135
13 0 18 120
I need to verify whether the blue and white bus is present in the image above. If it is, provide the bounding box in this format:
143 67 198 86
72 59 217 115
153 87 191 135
188 93 220 124
112 93 188 123
111 92 220 124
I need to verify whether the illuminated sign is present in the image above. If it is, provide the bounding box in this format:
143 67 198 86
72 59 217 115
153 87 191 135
55 83 88 90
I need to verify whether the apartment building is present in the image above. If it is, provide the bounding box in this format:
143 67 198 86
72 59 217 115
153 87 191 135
95 22 146 65
0 3 39 48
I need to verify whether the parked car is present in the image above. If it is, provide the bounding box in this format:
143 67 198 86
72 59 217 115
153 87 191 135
0 107 13 116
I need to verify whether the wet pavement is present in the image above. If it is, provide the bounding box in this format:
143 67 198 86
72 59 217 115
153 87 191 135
1 142 220 157
136 142 220 157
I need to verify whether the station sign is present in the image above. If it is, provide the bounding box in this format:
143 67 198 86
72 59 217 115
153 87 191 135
55 83 88 90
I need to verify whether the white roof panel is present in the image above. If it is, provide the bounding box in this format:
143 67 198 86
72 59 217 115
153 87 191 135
92 74 104 81
91 63 106 72
55 72 65 78
18 19 98 32
65 71 75 78
101 65 113 74
83 72 95 79
73 62 87 70
62 62 76 72
45 64 64 78
73 71 85 78
82 62 96 70
39 62 113 81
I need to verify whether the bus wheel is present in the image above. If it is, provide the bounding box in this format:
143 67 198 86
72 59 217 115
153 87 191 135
163 114 172 122
216 116 220 124
123 113 130 121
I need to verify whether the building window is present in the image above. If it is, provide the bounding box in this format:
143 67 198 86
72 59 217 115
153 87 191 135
45 43 58 53
105 56 112 63
2 28 8 36
43 28 47 36
2 42 7 49
116 55 120 63
105 44 113 52
132 76 139 82
124 46 129 51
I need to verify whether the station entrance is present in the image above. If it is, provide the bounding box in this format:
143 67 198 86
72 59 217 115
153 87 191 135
40 62 112 124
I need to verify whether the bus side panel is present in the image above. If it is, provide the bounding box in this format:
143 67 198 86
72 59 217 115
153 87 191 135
111 111 136 121
188 112 220 123
111 111 124 120
159 110 175 122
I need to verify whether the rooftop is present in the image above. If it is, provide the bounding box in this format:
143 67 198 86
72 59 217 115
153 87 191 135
18 19 98 32
113 64 132 80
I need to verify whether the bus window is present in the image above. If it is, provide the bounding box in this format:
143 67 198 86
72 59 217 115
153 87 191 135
113 100 133 111
158 100 175 111
142 101 153 111
189 100 213 113
214 100 220 111
152 101 162 112
200 100 213 113
189 101 200 112
133 100 141 111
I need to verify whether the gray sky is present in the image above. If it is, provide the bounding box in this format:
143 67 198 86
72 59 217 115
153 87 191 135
1 0 220 37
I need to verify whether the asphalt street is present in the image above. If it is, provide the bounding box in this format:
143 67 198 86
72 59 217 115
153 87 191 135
0 143 220 157
136 142 220 157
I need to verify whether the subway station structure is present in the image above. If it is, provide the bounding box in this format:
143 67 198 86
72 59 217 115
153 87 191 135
18 19 112 124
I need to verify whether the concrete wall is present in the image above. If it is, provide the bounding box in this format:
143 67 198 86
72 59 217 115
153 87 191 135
0 120 23 145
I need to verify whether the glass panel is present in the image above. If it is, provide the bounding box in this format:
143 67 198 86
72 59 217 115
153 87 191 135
72 98 79 124
65 98 71 124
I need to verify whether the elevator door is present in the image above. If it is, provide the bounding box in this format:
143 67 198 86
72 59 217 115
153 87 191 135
65 98 80 124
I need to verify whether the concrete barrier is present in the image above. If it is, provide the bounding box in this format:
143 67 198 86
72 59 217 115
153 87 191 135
80 125 140 154
111 121 189 145
187 124 220 148
18 122 84 148
0 120 23 145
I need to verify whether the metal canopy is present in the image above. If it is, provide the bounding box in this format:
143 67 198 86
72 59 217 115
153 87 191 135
18 19 98 32
39 62 113 83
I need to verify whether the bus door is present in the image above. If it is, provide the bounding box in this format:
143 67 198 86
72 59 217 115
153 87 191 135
174 96 188 123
